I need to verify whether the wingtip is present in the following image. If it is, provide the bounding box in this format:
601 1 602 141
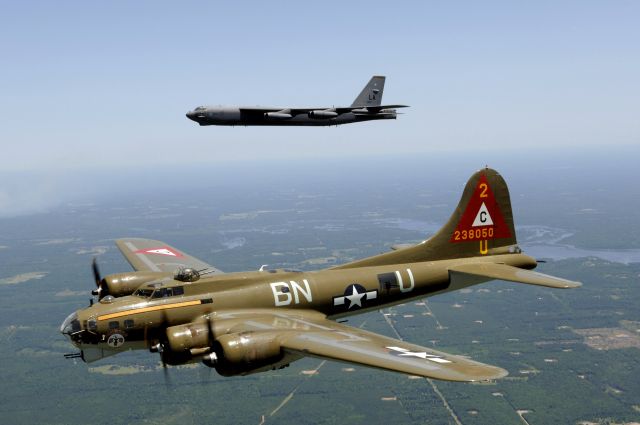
493 366 510 380
469 366 509 382
436 362 509 382
563 281 583 289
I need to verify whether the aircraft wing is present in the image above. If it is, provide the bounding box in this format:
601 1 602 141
238 107 287 112
115 238 223 275
239 107 333 116
238 107 333 117
218 310 507 382
448 263 581 288
238 106 409 115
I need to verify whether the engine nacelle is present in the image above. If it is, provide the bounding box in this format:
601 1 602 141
167 322 211 352
206 332 285 376
217 332 281 364
103 271 169 297
308 110 338 119
264 112 292 120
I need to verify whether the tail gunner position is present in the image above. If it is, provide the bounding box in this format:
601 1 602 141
61 168 580 382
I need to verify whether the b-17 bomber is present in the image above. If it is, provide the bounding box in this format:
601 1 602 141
185 75 408 127
61 168 580 382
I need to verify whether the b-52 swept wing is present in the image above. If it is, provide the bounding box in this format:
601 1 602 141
61 168 580 382
185 75 408 127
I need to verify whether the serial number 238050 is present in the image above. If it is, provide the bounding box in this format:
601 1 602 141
453 227 494 241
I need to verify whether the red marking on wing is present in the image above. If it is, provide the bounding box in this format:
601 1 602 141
134 247 185 257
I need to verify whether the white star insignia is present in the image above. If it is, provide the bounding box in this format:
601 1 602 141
345 285 365 309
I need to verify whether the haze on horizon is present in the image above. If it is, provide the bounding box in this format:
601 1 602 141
1 2 639 216
1 1 639 172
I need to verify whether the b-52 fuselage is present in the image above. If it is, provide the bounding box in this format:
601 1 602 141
186 75 408 127
61 168 580 382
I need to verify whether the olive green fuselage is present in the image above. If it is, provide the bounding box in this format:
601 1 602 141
69 253 536 357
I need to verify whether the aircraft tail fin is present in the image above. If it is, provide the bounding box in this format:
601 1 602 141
350 76 385 107
334 168 520 268
420 167 518 260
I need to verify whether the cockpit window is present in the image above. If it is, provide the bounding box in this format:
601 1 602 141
151 286 184 298
133 288 153 298
195 106 206 111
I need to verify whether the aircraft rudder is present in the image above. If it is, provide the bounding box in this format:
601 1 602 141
350 75 385 107
423 167 518 260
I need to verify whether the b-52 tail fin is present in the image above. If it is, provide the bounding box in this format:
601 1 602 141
351 76 385 107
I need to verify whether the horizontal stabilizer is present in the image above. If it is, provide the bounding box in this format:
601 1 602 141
373 104 410 109
390 243 414 251
351 105 409 114
448 263 582 288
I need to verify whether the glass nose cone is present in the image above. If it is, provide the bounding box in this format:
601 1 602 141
60 311 80 335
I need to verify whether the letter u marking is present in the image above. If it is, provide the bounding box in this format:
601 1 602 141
480 240 488 255
396 269 415 293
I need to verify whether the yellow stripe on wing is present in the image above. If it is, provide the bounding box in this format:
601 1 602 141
97 300 202 321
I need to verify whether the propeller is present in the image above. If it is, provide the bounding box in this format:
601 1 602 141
158 343 172 389
90 258 108 299
202 315 219 368
152 310 172 389
91 257 101 285
91 257 109 300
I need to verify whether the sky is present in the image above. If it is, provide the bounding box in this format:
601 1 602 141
0 1 639 214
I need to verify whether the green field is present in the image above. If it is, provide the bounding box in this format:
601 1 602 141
1 155 638 424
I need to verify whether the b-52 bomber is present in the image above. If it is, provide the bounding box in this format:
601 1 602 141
185 75 408 126
61 168 580 382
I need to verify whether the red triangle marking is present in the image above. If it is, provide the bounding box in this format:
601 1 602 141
134 246 184 257
450 173 511 243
